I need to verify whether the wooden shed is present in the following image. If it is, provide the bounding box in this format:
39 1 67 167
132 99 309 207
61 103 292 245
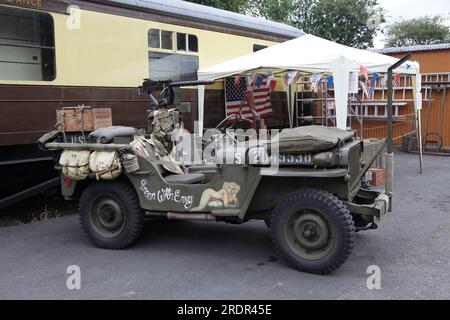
373 44 450 151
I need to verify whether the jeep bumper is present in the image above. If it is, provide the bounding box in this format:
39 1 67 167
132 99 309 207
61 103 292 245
346 190 390 219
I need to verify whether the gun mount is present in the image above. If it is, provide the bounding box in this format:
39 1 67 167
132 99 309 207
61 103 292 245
140 79 215 109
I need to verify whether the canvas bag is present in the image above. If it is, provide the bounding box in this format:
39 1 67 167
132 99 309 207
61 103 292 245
270 126 355 153
89 151 122 180
59 150 91 180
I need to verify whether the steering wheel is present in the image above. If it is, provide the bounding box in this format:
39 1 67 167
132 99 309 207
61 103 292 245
212 114 253 146
215 113 253 131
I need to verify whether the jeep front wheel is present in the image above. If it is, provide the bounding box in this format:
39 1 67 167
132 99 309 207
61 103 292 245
79 181 144 250
270 189 355 274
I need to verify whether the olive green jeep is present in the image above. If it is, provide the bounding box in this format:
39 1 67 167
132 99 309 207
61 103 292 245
42 81 390 275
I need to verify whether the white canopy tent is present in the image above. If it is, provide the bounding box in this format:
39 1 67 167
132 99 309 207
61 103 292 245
196 34 422 133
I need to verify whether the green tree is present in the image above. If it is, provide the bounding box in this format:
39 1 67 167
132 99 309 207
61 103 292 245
253 0 385 49
252 0 295 22
385 16 450 47
185 0 385 48
183 0 250 13
300 0 384 48
290 0 316 33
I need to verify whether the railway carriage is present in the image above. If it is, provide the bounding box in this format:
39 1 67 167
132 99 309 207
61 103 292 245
0 0 304 208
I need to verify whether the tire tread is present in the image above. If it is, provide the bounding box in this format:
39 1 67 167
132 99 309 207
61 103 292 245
79 180 144 250
270 188 355 275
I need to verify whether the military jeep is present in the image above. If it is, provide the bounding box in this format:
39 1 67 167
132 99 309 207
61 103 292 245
43 80 390 275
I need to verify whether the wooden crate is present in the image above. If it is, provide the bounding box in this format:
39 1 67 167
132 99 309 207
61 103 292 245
92 108 113 129
56 107 112 132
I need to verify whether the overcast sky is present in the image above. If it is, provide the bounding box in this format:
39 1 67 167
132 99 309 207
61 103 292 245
374 0 450 48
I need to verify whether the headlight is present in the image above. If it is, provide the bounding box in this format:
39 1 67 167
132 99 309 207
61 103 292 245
313 152 338 168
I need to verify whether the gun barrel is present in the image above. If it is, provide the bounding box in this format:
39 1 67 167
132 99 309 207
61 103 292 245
140 79 215 94
169 80 215 88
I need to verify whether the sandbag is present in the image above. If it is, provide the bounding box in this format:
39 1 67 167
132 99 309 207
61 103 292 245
59 150 91 180
89 151 122 180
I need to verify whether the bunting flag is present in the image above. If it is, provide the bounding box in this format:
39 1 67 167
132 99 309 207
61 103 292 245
246 75 252 88
311 73 323 89
359 81 370 99
395 73 401 87
327 76 334 88
369 73 379 98
360 65 369 82
372 72 379 84
255 76 263 88
287 71 299 85
282 73 290 87
265 72 275 88
270 79 277 91
392 73 401 87
249 73 257 88
380 74 388 87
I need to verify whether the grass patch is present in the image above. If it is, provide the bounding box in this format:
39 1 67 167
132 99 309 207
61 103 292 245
0 193 78 228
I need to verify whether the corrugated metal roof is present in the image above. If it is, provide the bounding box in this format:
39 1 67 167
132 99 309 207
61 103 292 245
109 0 305 38
373 43 450 54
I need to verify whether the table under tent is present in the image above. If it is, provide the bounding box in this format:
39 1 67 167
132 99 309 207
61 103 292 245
196 34 424 173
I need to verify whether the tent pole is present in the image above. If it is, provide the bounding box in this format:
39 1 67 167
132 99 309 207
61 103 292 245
417 105 424 174
386 53 411 211
197 85 205 137
288 84 293 128
387 54 411 153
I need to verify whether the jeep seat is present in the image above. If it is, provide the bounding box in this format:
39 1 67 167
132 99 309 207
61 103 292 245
143 141 205 185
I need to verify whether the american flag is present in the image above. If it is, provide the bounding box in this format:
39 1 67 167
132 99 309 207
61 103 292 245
311 73 322 87
393 73 401 87
225 77 273 119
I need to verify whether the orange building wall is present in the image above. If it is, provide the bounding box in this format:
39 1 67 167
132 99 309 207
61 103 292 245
391 50 450 73
350 49 450 149
348 87 418 146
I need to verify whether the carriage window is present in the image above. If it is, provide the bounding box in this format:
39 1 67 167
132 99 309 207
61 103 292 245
149 29 198 53
0 6 55 81
161 30 173 50
177 33 187 51
188 34 198 52
148 29 199 81
149 52 198 81
148 29 160 48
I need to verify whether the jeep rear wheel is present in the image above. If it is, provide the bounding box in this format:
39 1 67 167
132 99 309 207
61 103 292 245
79 181 144 250
270 189 355 274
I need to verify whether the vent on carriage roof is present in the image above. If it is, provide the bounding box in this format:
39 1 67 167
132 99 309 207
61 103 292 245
108 0 305 38
373 43 450 54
